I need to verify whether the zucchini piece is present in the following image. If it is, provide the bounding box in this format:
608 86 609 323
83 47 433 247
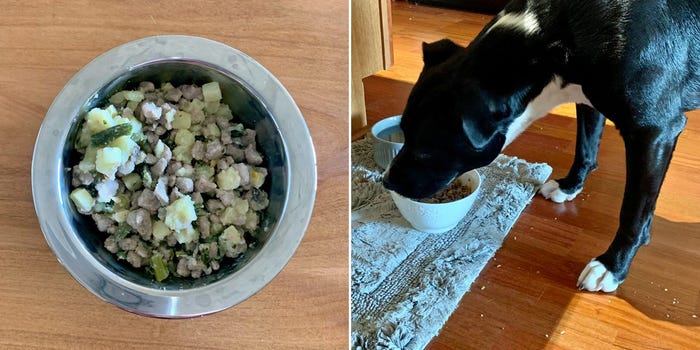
91 123 133 147
150 253 170 282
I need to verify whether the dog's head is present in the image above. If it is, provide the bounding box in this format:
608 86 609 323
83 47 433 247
383 39 527 199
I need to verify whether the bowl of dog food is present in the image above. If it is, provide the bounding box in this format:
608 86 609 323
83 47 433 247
390 170 481 233
31 35 316 317
371 115 404 169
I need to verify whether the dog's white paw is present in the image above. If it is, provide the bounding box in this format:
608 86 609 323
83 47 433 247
577 259 620 292
539 179 581 203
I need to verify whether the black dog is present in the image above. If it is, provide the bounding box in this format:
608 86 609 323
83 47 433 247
383 0 700 292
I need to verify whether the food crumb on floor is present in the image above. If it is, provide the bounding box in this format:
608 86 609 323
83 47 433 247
560 330 566 335
480 285 486 290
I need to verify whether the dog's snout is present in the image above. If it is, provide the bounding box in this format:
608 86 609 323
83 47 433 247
382 173 396 191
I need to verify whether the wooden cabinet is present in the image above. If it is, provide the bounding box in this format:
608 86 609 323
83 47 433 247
351 0 393 132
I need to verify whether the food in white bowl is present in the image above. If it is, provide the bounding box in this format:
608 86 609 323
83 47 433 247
390 170 481 233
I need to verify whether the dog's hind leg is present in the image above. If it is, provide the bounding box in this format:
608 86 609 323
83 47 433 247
540 103 605 203
577 115 686 292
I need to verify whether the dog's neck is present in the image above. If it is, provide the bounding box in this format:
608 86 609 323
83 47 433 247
463 4 593 149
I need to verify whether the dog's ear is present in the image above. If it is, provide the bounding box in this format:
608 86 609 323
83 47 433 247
461 115 499 150
422 39 461 67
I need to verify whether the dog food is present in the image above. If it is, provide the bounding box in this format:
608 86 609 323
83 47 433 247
419 180 472 203
69 81 269 281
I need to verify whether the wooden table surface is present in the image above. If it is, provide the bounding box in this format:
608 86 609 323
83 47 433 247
0 1 348 349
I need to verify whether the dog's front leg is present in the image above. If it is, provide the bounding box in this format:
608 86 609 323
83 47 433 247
577 119 685 292
541 104 605 202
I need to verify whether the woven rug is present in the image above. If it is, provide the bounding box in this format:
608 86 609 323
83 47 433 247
351 137 552 350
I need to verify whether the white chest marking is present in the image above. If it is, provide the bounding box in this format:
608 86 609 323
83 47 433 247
503 76 592 149
487 10 540 36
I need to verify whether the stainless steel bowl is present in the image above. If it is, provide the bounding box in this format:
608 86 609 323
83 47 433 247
31 35 316 317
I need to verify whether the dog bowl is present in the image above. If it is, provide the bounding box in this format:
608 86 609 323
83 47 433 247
390 170 481 233
371 115 404 169
31 35 316 317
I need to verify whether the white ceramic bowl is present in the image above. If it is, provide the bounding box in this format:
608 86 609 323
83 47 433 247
390 170 481 233
371 115 404 169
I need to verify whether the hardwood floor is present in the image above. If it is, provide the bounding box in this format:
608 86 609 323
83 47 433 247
357 2 700 349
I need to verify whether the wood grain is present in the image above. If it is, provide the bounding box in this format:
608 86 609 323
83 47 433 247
351 0 393 131
360 2 700 349
0 1 348 349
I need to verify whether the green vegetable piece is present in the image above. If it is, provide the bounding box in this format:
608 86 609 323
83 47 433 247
114 223 133 240
91 123 132 147
230 123 246 137
150 253 169 282
94 201 115 214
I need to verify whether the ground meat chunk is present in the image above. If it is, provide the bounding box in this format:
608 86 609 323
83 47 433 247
176 177 194 193
154 125 167 136
130 190 142 209
191 141 205 161
191 110 205 124
141 101 162 123
127 209 152 240
176 257 192 277
118 236 138 251
226 145 246 162
241 129 256 147
164 87 182 102
91 213 114 232
139 81 155 92
190 191 204 204
166 233 178 247
205 140 224 160
245 144 263 165
71 165 95 187
127 250 145 268
166 161 183 175
205 199 224 213
135 241 151 258
194 175 217 193
215 116 229 130
144 154 158 165
197 216 211 238
150 158 167 178
137 189 161 212
216 157 229 171
146 131 159 146
104 236 118 253
179 84 202 100
220 131 232 145
209 213 221 225
216 190 236 207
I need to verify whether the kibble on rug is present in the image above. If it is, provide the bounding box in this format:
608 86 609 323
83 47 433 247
351 137 552 350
